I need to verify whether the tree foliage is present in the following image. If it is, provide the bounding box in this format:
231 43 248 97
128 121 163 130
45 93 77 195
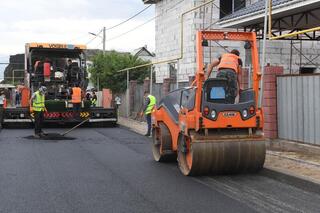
89 51 150 93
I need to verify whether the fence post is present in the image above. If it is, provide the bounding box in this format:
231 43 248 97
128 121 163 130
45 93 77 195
126 70 129 118
263 66 283 139
163 78 173 96
129 80 138 115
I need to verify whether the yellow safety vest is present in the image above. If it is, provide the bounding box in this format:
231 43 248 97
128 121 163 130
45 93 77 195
91 96 97 105
145 95 156 115
33 91 45 112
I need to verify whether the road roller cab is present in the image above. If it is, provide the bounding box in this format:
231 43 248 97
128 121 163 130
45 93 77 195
201 78 262 130
152 31 266 176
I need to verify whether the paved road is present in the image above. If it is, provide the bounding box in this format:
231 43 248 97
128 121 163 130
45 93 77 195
0 127 319 213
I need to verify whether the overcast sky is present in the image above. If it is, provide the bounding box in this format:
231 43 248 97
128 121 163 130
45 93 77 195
0 0 155 78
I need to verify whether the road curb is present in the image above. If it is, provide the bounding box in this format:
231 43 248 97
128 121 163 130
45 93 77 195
262 166 320 194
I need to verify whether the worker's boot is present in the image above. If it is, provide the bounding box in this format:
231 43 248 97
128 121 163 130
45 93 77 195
40 131 48 136
34 134 41 139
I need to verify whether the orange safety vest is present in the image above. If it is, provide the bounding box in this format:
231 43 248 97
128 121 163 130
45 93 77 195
72 87 82 103
217 53 240 73
3 97 7 108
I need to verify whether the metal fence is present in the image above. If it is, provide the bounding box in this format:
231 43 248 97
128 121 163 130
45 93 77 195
118 82 189 118
277 74 320 145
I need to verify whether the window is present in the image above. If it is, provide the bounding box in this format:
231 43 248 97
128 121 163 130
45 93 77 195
169 62 177 81
220 0 246 18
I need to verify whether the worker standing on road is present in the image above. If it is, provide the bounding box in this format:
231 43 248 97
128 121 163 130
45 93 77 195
207 49 243 104
30 86 47 138
140 91 156 137
71 83 82 120
0 91 6 128
91 91 97 107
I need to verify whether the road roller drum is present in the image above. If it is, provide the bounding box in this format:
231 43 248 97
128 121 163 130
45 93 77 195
177 133 266 176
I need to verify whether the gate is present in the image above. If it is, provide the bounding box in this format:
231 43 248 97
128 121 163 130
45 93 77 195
277 74 320 145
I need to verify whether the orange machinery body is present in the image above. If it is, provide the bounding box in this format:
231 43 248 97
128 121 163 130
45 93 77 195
151 31 266 175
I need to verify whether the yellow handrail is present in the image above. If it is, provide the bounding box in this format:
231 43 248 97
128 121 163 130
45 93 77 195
270 26 320 40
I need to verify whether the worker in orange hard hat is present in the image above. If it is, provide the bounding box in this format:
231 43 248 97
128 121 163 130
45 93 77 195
207 49 243 104
71 83 82 120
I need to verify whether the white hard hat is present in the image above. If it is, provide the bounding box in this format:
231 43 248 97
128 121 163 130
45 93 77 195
39 86 47 93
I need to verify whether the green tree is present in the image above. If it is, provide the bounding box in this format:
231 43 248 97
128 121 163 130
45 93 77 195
89 51 150 93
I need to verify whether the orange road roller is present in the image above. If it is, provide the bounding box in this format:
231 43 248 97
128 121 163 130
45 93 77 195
152 31 266 176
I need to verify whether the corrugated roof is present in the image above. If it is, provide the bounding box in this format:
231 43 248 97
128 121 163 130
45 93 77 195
220 0 305 21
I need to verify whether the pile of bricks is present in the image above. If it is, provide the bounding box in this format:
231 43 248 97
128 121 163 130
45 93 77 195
263 66 283 139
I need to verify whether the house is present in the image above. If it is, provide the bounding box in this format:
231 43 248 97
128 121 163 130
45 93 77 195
143 0 320 83
132 45 155 61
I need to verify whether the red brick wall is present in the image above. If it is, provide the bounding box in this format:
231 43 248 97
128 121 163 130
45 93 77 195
263 66 283 139
240 68 249 89
129 80 137 113
143 79 150 93
163 78 173 96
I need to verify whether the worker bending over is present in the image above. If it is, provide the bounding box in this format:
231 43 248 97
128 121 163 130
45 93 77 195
30 86 47 138
141 91 156 137
207 49 242 104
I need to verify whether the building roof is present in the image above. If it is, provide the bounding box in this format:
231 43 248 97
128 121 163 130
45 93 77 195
132 46 155 58
142 0 161 4
218 0 320 30
220 0 303 21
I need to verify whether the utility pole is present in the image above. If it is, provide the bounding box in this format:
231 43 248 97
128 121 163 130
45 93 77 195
103 26 106 55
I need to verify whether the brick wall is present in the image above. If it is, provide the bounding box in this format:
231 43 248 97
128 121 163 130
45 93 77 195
263 66 283 139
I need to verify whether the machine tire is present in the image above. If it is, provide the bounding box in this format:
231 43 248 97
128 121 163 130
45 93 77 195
152 123 176 163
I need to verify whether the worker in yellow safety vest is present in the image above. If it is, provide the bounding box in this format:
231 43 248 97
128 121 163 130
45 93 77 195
91 91 97 107
140 91 156 137
30 86 47 138
71 83 82 120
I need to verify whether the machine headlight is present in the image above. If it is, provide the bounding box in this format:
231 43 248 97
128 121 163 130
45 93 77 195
96 113 100 117
211 110 217 119
242 109 248 118
20 113 25 118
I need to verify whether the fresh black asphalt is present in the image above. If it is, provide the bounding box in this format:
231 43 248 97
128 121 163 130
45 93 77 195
0 127 319 213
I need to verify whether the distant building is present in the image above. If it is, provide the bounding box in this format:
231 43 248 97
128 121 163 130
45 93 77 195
3 54 24 84
131 45 155 61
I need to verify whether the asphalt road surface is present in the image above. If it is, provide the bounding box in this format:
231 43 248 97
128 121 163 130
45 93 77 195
0 127 320 213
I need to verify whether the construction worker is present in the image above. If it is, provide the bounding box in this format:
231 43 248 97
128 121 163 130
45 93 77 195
0 91 5 128
140 91 156 137
207 49 243 104
30 86 47 138
65 59 72 84
91 91 97 107
71 83 82 120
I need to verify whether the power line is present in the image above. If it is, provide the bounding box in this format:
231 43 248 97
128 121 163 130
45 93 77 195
106 17 155 42
105 0 189 43
105 5 152 31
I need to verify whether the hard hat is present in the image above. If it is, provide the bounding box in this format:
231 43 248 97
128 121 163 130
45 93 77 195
39 86 47 94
